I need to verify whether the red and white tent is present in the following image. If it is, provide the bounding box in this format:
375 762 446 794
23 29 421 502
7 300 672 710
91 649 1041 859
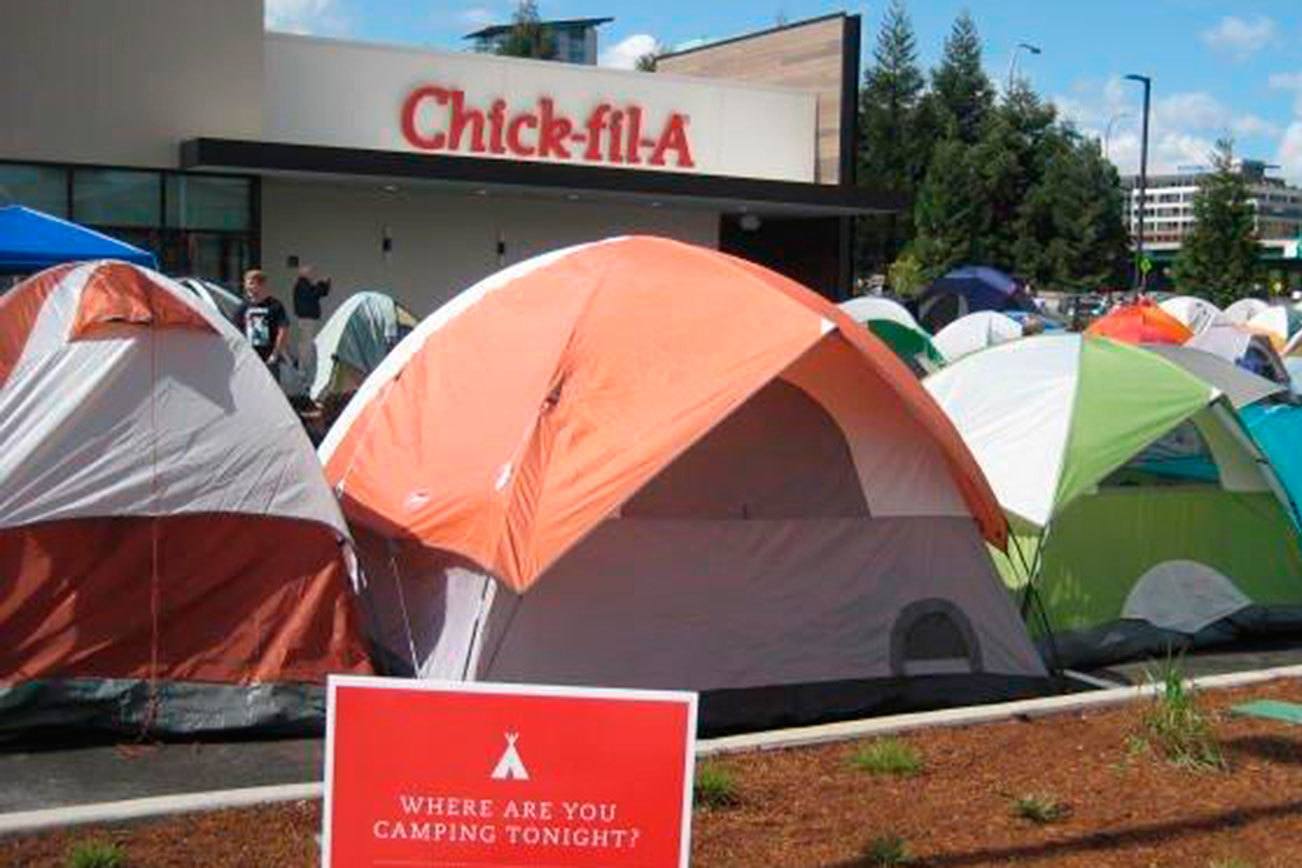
0 261 371 738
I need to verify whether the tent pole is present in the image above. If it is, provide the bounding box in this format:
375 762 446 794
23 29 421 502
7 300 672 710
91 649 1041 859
385 539 421 676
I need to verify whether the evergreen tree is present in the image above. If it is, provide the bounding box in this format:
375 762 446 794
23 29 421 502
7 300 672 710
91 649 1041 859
970 82 1059 267
930 11 994 144
911 139 984 278
1172 139 1263 305
857 0 927 273
494 1 556 61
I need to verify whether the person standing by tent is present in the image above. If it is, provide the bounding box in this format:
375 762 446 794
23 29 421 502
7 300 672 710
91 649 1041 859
292 264 331 382
236 269 289 379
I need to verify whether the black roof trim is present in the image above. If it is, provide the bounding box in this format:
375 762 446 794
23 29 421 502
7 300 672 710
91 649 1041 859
179 138 901 216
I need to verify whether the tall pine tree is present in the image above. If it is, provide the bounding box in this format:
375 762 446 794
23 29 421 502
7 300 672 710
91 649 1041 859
857 0 927 273
911 139 984 278
1172 138 1263 305
930 11 994 144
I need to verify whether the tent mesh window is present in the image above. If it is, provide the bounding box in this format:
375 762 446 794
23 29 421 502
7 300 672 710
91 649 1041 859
1102 420 1221 488
889 598 983 676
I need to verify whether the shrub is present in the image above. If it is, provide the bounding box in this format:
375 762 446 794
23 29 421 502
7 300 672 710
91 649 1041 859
1011 793 1069 824
66 841 126 868
862 833 914 866
851 737 923 777
693 761 739 809
1140 655 1226 771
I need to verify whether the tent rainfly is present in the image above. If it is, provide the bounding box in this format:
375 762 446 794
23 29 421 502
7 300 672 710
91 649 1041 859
1247 305 1302 347
915 266 1033 333
932 311 1025 363
0 261 372 738
1222 298 1269 324
1086 299 1192 345
1187 323 1291 386
926 334 1302 669
322 236 1048 734
311 290 418 401
1158 296 1221 335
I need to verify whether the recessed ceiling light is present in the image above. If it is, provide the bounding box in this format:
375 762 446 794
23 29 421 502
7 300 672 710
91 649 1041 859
566 193 580 201
475 188 489 196
381 184 400 193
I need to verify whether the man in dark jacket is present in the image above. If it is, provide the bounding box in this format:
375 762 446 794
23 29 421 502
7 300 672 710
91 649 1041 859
292 265 331 382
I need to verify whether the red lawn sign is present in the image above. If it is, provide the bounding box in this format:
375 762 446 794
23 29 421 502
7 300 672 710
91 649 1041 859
323 676 698 867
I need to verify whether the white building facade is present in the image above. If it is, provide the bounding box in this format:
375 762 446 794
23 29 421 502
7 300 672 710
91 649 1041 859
0 1 878 325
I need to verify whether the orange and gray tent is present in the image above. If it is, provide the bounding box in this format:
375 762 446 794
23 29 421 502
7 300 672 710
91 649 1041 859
322 236 1047 734
0 261 371 739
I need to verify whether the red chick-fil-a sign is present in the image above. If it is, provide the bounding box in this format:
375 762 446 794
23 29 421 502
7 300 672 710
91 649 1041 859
400 86 696 168
323 676 698 867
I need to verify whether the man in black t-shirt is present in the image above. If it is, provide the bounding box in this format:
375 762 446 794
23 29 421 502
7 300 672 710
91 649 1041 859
235 269 289 377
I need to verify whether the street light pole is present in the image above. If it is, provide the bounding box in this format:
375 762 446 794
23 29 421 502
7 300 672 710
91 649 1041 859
1007 42 1042 93
1125 73 1152 292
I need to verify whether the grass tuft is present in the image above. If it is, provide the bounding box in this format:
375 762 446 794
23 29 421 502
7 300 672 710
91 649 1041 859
851 737 924 777
1139 653 1226 772
693 761 740 809
1011 792 1069 825
1208 858 1256 868
862 833 914 866
66 841 126 868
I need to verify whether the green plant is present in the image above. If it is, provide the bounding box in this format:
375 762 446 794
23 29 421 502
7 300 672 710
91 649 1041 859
693 761 739 809
1140 654 1226 771
851 737 924 777
1208 858 1256 868
863 833 914 866
1011 793 1068 824
66 841 126 868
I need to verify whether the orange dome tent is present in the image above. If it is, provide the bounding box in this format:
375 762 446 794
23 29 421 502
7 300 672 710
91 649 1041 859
322 236 1046 732
1086 298 1193 344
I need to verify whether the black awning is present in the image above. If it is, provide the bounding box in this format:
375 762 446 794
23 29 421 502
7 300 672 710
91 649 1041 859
180 138 901 217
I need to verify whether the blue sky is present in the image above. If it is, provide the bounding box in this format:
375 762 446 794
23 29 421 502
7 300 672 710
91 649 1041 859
266 1 1302 181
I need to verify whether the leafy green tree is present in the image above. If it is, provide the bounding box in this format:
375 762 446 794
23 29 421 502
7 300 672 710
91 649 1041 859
887 252 926 296
930 11 994 144
1172 138 1263 305
494 1 556 60
857 0 928 272
1013 131 1128 289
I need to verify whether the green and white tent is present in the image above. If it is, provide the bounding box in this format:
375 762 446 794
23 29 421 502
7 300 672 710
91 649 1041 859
837 298 943 376
311 291 417 401
925 334 1302 668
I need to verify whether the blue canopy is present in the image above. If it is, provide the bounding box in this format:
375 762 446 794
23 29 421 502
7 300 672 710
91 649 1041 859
1241 402 1302 530
917 265 1033 332
0 205 156 272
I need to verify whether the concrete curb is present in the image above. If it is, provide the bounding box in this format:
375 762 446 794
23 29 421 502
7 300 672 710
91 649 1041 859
696 663 1302 756
2 663 1299 836
0 783 322 837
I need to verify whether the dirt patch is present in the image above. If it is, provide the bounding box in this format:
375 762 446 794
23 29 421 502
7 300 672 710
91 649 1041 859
4 679 1302 866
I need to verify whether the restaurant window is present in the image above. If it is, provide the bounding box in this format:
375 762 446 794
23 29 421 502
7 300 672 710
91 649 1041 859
166 175 251 232
72 168 161 227
0 163 69 217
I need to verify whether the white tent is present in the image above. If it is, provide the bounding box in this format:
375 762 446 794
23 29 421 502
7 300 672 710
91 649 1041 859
837 296 920 331
311 290 416 401
932 311 1023 363
1158 296 1221 334
1223 297 1269 324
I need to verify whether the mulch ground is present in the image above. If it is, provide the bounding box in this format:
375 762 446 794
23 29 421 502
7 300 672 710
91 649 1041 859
4 678 1302 866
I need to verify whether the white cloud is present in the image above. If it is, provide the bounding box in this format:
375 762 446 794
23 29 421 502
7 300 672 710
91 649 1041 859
459 6 497 29
1270 71 1302 116
265 0 350 36
599 33 659 70
1055 78 1286 178
1201 15 1277 61
1279 122 1302 185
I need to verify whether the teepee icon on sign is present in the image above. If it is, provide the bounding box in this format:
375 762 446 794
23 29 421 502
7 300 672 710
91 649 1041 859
491 732 530 781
